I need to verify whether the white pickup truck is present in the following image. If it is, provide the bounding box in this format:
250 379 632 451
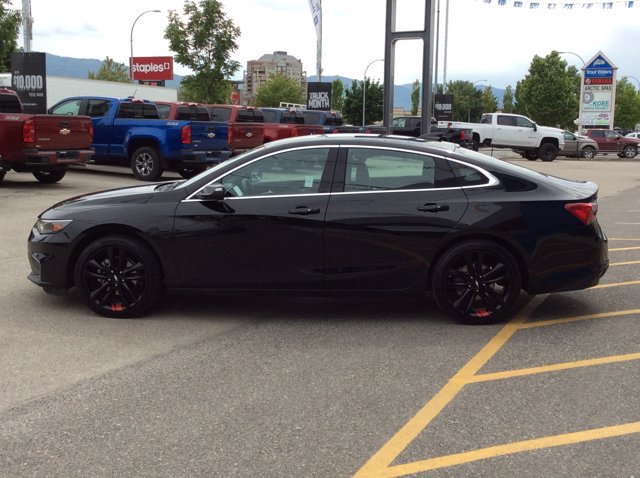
439 113 565 161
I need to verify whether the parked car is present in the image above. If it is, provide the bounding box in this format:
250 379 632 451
0 88 93 185
625 131 640 140
555 130 599 159
420 126 475 149
583 128 640 158
27 135 608 325
259 107 324 142
206 104 265 155
300 110 343 132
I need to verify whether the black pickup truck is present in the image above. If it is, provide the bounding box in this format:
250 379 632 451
420 126 475 149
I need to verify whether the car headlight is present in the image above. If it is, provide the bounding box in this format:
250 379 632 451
35 219 73 235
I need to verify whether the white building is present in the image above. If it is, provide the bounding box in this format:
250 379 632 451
243 51 307 105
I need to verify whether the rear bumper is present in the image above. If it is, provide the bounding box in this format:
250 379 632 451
178 150 232 166
23 148 94 166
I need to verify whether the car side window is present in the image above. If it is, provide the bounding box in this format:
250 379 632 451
448 161 490 186
156 104 171 119
220 148 331 198
344 149 453 192
50 99 82 115
564 132 575 140
516 116 534 128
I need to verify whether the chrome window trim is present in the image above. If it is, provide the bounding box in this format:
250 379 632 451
183 143 500 202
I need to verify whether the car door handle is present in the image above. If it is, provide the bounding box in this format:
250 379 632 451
417 203 450 213
288 206 321 216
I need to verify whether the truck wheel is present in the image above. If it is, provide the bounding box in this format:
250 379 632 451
621 145 637 159
0 171 5 185
131 146 163 181
32 169 67 184
537 143 558 162
581 146 596 159
524 151 539 161
472 139 480 151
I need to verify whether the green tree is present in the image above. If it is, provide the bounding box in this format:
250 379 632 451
481 85 497 114
254 74 305 107
331 78 344 112
514 51 579 128
502 85 514 113
445 80 483 122
0 0 21 71
410 79 420 115
615 78 640 129
342 78 383 125
165 0 240 103
88 57 131 83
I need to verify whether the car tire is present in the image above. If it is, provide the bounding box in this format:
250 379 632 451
32 168 67 184
537 143 558 162
524 151 539 161
581 146 596 160
74 235 163 318
131 146 163 181
621 145 637 159
431 240 522 325
0 171 5 185
472 139 480 151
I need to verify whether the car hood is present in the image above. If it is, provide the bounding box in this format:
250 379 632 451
41 182 180 216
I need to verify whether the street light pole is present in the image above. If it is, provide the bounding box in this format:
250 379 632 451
623 75 640 90
557 51 586 134
130 9 161 82
468 80 487 122
362 59 383 127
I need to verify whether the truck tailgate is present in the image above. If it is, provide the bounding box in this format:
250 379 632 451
231 123 264 150
191 121 229 152
33 115 93 149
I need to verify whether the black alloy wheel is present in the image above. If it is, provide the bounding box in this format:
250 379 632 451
74 236 162 318
524 151 539 161
32 169 67 183
537 143 558 162
0 171 5 185
131 146 163 181
432 240 522 325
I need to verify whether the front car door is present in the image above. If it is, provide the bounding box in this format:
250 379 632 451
171 146 336 290
323 146 469 290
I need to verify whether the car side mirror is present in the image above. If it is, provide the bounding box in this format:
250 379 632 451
533 123 538 132
196 183 225 200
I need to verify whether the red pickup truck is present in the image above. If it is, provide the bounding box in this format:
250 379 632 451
0 88 93 185
260 107 324 143
583 128 640 158
206 104 265 155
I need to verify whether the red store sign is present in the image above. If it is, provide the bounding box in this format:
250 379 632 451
130 56 174 81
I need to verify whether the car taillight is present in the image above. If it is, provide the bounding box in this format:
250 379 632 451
228 126 233 146
460 130 465 140
89 122 94 142
565 202 597 225
23 119 35 143
181 124 192 144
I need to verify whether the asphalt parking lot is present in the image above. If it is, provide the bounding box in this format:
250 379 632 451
0 156 639 477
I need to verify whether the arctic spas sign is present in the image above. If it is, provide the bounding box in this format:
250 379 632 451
131 56 174 81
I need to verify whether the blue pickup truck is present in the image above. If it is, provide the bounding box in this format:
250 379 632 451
48 96 230 181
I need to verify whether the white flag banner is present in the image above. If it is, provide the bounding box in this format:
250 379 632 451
308 0 322 44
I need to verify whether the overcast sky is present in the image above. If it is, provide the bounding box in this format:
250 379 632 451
9 0 640 88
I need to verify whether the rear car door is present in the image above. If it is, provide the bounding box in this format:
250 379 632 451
323 146 468 290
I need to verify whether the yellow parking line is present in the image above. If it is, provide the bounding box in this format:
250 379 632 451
352 295 547 477
592 280 640 289
609 246 640 252
610 260 640 266
378 422 640 476
518 308 640 329
468 352 640 383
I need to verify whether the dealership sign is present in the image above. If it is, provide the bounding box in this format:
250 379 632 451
130 56 174 81
578 51 617 129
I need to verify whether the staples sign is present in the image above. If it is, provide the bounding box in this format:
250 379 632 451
131 56 174 81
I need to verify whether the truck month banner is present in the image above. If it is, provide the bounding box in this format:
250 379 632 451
307 82 332 111
10 51 47 114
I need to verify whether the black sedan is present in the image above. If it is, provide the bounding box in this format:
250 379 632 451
27 135 609 324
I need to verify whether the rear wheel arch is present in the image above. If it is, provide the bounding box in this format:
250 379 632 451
426 234 528 292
